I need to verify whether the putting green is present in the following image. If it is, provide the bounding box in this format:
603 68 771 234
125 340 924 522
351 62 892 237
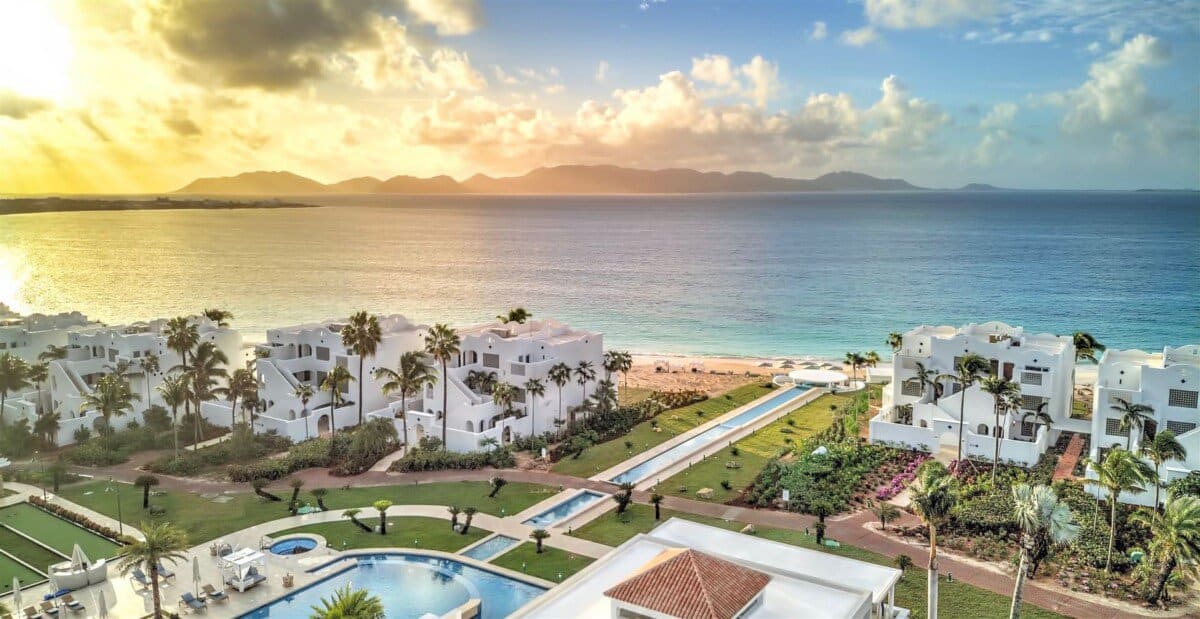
0 503 122 560
0 552 44 596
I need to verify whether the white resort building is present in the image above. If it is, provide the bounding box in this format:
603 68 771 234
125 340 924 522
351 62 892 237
45 316 241 445
870 322 1077 467
1087 345 1200 506
0 307 97 363
515 518 906 619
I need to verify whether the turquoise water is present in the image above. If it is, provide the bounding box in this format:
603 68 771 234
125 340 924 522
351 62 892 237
521 491 606 527
461 535 520 560
268 537 317 555
238 553 544 619
611 386 809 484
1 192 1196 356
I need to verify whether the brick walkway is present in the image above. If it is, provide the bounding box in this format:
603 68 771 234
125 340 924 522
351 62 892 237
1054 433 1085 480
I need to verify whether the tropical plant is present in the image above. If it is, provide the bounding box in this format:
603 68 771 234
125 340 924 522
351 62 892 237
491 382 517 422
909 461 957 619
523 377 545 438
311 487 329 511
530 528 550 553
26 362 47 414
488 476 508 497
217 367 258 429
138 352 160 412
373 500 392 534
33 411 60 447
38 344 68 362
1019 401 1053 443
251 477 282 501
341 311 382 425
1130 495 1200 607
1143 431 1188 511
164 316 199 424
548 362 572 433
424 323 460 449
343 508 371 532
937 353 990 461
864 350 880 368
650 493 664 520
320 365 355 440
374 350 435 447
613 482 635 514
574 360 596 415
187 341 229 437
911 361 937 402
0 352 30 426
202 308 234 327
1084 448 1154 571
80 373 141 431
843 352 863 385
894 553 913 573
461 506 477 534
1112 397 1155 450
447 505 461 529
1072 331 1105 363
288 478 304 505
310 585 385 619
980 375 1020 483
497 308 532 324
134 474 160 509
886 332 903 353
1009 484 1078 619
117 521 188 619
156 373 189 456
873 501 901 530
293 382 316 438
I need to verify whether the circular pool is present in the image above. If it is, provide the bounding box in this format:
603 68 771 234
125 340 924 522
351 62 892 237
269 537 318 556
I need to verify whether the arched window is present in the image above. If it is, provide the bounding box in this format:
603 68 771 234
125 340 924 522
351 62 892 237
465 420 474 432
977 423 989 435
919 420 928 428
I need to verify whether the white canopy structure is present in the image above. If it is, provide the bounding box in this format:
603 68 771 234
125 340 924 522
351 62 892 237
218 548 268 592
788 369 849 385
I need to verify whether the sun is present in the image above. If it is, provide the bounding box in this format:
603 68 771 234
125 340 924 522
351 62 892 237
0 2 74 101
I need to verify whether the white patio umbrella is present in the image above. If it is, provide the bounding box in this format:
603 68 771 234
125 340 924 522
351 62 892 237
94 590 108 618
12 577 20 611
193 556 202 596
71 544 89 570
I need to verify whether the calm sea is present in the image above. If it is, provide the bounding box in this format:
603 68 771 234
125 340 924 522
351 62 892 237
1 192 1197 357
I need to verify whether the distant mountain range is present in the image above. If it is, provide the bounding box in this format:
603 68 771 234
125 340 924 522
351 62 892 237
174 165 956 195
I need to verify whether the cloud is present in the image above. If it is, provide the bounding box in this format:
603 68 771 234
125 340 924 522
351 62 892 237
0 90 52 119
404 0 482 35
639 0 667 10
493 66 519 85
342 17 486 93
808 21 828 41
976 102 1017 163
980 102 1017 130
689 54 779 107
865 76 949 152
544 84 565 95
840 26 880 47
1052 34 1169 136
865 0 997 29
596 61 610 83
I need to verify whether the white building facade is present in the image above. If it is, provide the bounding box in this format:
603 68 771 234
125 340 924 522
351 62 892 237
0 309 100 428
1088 345 1200 506
870 322 1076 467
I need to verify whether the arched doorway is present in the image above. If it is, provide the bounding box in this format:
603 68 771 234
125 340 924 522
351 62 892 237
977 423 989 435
464 420 474 432
317 415 330 435
502 426 512 444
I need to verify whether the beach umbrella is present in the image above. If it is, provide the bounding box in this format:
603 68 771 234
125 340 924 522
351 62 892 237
71 544 89 570
94 590 108 619
193 556 202 596
12 578 20 611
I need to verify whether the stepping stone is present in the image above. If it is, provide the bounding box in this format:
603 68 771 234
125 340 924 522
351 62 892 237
212 496 234 504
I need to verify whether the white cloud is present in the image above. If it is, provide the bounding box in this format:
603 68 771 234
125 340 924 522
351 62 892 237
690 54 738 87
544 84 565 95
976 102 1017 163
866 75 949 152
403 0 482 35
1055 34 1169 135
809 21 828 41
865 0 997 29
980 102 1017 130
840 26 880 47
596 61 610 83
341 17 486 93
493 66 519 85
1086 41 1102 54
689 54 778 108
740 56 779 108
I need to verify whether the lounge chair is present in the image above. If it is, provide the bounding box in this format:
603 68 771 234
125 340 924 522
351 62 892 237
156 562 176 581
201 584 229 602
131 568 152 588
60 595 85 614
22 607 42 619
38 602 58 617
179 592 207 612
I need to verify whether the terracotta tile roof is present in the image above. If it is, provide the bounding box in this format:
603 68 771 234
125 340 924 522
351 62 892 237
603 549 770 619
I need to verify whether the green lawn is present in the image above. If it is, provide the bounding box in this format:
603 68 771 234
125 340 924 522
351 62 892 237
56 480 556 545
618 385 655 406
552 383 777 477
0 525 64 571
490 542 594 583
0 503 122 559
657 392 847 503
271 516 487 553
571 504 1063 619
0 552 43 595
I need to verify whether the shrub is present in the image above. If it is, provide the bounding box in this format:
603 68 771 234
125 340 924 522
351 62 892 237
333 419 400 476
720 480 732 490
730 446 740 457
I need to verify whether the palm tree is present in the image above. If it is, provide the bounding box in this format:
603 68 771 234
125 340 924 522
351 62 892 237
937 353 990 462
33 411 60 447
343 508 371 532
447 505 461 529
1072 331 1105 363
1130 496 1200 607
117 521 188 619
375 350 435 448
1143 431 1187 512
293 383 315 439
574 360 595 414
341 311 382 425
980 375 1020 482
650 493 664 520
1111 397 1154 450
310 487 329 511
1009 484 1078 619
491 382 517 427
320 365 354 439
37 345 68 363
461 506 477 534
26 362 47 415
310 586 384 619
157 374 189 455
424 323 460 449
135 474 160 509
912 361 937 402
523 378 545 437
886 332 903 353
602 351 622 382
0 352 30 426
202 309 234 327
497 308 532 324
373 500 392 535
138 352 160 412
1019 401 1053 443
873 501 901 530
530 528 550 553
548 362 572 433
164 317 199 423
1085 448 1154 571
217 368 258 429
187 341 228 440
844 352 860 384
864 350 880 368
909 461 957 619
80 374 140 432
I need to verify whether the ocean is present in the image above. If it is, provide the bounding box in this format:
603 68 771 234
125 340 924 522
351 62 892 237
1 191 1197 357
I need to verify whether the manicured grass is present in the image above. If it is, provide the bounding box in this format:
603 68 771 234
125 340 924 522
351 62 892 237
272 516 487 553
657 392 847 503
0 526 64 571
571 504 1063 619
490 542 594 583
618 385 654 406
0 552 43 595
56 480 557 544
0 503 121 559
551 382 777 478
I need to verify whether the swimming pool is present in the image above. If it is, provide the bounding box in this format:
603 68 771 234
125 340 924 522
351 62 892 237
268 537 318 555
461 535 520 561
610 386 809 485
238 553 545 619
521 491 606 528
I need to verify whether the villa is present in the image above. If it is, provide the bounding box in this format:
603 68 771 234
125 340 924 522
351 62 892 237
0 307 96 363
514 518 906 619
870 322 1077 467
44 316 241 445
1088 345 1200 506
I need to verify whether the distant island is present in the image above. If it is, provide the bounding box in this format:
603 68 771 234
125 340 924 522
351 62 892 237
0 197 317 216
174 165 929 195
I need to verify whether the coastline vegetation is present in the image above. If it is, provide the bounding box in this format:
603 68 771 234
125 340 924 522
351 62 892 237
0 197 316 216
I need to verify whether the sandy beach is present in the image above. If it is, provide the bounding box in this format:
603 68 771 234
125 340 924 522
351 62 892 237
625 353 855 395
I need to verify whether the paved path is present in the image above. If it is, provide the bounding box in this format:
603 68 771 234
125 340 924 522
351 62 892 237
1054 433 1084 480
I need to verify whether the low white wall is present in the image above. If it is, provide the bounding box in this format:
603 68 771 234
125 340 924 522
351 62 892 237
869 412 935 452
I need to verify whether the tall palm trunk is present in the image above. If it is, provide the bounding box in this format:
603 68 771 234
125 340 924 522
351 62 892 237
441 360 448 448
357 357 365 425
400 387 409 448
150 564 163 618
170 404 179 457
1009 541 1031 619
1105 496 1117 572
1149 556 1176 606
557 386 564 435
992 400 1001 484
956 381 967 461
1153 464 1161 512
928 523 939 619
230 395 239 430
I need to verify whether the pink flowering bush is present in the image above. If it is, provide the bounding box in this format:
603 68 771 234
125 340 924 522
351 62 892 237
874 455 931 500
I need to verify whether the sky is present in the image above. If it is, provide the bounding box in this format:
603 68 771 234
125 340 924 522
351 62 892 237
0 0 1197 193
